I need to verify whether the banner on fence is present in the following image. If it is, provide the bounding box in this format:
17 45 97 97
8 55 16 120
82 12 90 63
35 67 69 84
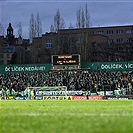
43 96 72 100
72 96 86 100
36 90 83 96
88 96 103 100
0 64 51 74
104 95 133 100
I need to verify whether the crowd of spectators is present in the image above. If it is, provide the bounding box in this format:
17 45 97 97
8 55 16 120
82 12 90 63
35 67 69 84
0 70 133 95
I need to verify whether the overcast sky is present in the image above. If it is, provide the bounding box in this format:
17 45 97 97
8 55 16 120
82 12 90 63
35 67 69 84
0 0 133 39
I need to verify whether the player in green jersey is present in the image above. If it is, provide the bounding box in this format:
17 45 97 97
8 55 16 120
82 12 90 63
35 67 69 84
11 88 16 99
1 88 5 100
6 88 10 100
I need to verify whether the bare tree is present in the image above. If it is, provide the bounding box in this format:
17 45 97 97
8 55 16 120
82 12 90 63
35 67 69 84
29 13 36 43
35 12 42 37
69 21 74 29
60 18 66 29
0 22 4 36
76 7 81 28
81 7 85 28
50 9 66 32
17 22 22 38
76 3 91 29
90 42 133 62
85 3 91 28
49 9 66 55
50 24 55 32
75 3 91 62
54 9 61 31
29 13 42 63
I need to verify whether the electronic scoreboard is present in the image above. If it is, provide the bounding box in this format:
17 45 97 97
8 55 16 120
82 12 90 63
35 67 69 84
52 54 80 70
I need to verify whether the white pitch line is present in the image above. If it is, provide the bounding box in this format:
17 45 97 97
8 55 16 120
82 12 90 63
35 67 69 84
2 113 132 117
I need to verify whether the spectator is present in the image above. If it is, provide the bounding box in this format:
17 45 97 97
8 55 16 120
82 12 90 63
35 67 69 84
0 70 133 95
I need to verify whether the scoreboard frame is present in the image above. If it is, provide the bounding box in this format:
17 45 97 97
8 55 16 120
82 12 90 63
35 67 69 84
52 54 80 69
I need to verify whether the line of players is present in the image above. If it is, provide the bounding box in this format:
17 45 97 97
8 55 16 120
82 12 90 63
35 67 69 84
0 87 35 100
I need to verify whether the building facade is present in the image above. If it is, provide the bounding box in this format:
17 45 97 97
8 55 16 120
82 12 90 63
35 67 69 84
31 25 133 63
0 23 30 65
0 23 133 65
89 25 133 44
0 43 15 64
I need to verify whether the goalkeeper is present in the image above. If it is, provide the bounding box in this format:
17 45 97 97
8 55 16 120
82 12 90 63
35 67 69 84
31 89 34 100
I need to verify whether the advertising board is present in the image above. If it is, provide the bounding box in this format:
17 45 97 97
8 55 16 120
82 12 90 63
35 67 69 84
43 96 72 100
0 64 51 74
104 95 133 100
72 96 86 100
88 96 103 100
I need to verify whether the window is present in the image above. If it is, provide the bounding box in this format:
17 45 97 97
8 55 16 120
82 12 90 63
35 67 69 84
107 30 113 35
97 31 103 34
108 56 112 61
126 29 133 34
116 30 123 34
8 49 12 52
108 39 114 44
37 44 41 49
46 39 52 48
117 47 123 51
92 42 97 47
126 38 133 43
93 52 97 56
89 31 94 34
7 60 11 64
115 57 121 61
116 38 123 43
126 47 131 53
0 54 3 59
7 54 10 58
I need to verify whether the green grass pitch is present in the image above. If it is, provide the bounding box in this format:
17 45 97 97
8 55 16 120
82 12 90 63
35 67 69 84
0 100 133 133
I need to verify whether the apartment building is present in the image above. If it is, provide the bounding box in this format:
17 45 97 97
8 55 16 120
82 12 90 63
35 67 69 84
32 25 133 63
1 23 133 64
0 23 30 65
32 30 109 63
0 43 15 64
90 25 133 44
